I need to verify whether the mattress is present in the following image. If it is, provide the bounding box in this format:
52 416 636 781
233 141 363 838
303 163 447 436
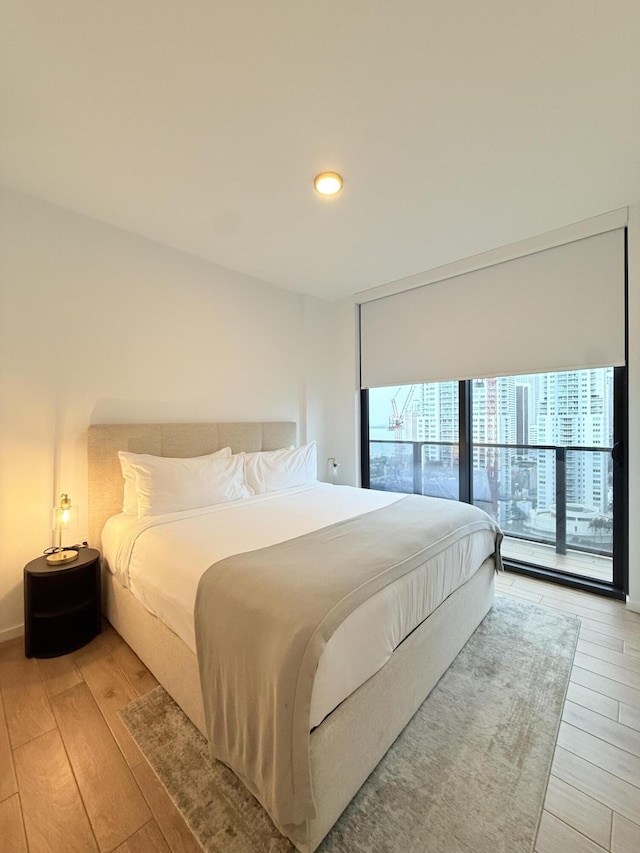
102 483 496 727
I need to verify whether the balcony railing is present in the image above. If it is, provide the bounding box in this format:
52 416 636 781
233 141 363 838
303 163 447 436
369 439 613 560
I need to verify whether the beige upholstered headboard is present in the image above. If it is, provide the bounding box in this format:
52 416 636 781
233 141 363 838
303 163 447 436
87 421 297 553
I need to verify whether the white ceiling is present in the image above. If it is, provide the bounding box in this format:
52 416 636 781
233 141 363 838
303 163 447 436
2 1 640 301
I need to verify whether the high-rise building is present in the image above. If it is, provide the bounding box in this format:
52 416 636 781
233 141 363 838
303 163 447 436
516 384 530 446
470 376 516 524
536 369 611 514
369 368 613 542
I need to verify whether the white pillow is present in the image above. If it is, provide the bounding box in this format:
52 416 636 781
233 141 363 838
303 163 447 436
119 447 232 515
118 447 241 517
120 454 141 516
243 442 318 495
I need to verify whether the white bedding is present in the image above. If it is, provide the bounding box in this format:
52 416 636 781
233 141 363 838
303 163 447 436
102 483 496 727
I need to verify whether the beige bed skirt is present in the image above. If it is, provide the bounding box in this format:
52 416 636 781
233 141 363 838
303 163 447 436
103 557 495 851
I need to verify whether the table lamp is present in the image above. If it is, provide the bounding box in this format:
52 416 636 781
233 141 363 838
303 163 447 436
46 492 79 564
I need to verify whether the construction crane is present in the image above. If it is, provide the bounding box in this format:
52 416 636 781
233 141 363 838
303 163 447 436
389 385 417 438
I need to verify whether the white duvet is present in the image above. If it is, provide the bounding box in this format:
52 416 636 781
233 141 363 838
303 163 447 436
102 483 496 727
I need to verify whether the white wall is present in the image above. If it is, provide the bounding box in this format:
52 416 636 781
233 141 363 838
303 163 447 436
0 188 306 640
325 300 362 487
627 204 640 610
300 295 361 488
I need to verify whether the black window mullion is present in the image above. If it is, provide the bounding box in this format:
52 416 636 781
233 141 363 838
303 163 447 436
360 388 370 489
458 381 472 505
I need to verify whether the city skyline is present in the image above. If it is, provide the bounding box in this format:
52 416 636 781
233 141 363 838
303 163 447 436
368 367 615 554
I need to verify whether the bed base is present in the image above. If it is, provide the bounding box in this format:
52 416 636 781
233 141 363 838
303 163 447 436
103 557 495 851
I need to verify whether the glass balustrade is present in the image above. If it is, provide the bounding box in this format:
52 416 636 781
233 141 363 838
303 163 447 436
369 439 613 582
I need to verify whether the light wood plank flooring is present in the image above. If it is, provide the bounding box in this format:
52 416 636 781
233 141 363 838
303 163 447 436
0 626 202 853
1 574 639 852
497 572 640 853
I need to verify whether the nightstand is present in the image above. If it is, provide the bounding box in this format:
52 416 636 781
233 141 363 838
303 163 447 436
24 547 102 658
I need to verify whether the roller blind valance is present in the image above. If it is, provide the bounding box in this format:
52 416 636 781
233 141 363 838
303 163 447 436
360 228 626 388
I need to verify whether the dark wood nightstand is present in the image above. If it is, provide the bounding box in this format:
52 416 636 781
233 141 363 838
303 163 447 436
24 547 102 658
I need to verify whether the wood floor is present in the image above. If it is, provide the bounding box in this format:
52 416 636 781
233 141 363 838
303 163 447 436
497 573 640 853
0 624 202 852
1 572 639 852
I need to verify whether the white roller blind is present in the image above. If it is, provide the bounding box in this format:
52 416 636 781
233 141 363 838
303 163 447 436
360 228 626 388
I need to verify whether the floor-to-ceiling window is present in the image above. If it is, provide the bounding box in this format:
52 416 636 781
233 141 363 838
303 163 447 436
363 366 627 598
359 223 628 598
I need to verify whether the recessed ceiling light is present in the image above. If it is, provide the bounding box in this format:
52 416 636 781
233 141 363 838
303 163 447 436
314 172 343 196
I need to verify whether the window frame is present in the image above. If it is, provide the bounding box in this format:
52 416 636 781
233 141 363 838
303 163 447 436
360 367 628 600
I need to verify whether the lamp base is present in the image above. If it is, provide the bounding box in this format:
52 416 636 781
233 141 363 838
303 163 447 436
46 549 79 565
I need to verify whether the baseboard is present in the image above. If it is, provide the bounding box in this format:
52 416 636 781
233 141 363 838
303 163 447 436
0 624 24 645
626 599 640 614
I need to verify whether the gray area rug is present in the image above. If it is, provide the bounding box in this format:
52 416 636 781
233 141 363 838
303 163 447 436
119 595 579 853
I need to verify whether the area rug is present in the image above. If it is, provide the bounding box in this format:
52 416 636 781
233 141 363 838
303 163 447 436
119 595 579 853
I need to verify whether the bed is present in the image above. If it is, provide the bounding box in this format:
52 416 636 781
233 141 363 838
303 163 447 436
88 421 501 852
